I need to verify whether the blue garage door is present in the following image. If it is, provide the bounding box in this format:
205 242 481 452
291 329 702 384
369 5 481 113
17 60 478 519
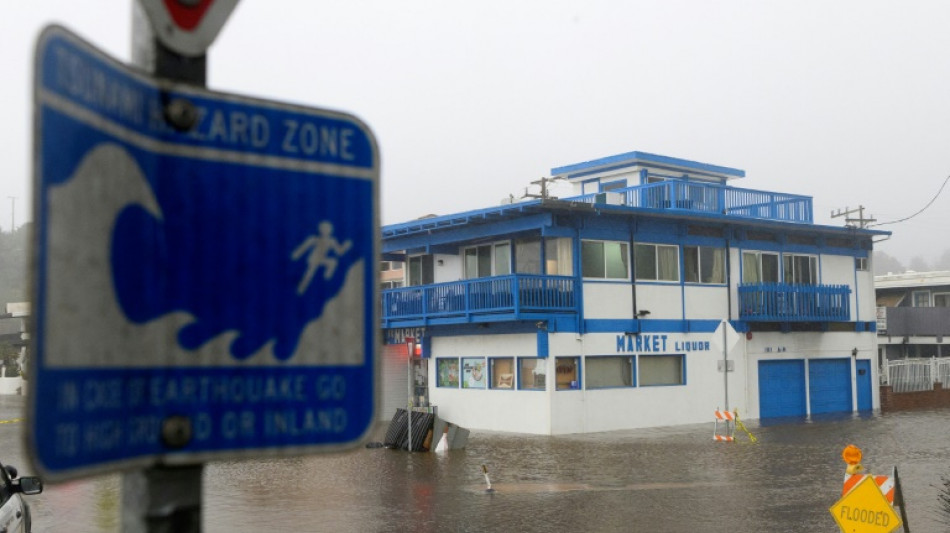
809 358 852 415
856 359 872 412
759 360 806 418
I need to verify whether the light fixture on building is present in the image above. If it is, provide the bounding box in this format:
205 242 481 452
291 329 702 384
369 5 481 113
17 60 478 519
637 309 651 317
852 347 858 358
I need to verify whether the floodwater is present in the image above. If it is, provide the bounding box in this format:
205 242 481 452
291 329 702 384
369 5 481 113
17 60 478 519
2 394 949 532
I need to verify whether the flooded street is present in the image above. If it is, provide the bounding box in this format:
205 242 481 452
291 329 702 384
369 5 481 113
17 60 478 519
3 394 949 532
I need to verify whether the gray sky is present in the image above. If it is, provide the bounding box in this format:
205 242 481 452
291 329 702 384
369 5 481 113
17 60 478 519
5 1 950 264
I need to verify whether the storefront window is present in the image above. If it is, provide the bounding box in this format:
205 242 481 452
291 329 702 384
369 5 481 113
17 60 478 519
518 358 546 390
436 358 459 388
490 358 515 389
639 354 684 386
461 357 487 389
586 356 634 388
555 357 581 390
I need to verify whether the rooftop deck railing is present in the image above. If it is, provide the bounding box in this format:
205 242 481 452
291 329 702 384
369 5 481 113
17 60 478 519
571 181 813 224
382 274 577 326
737 282 851 322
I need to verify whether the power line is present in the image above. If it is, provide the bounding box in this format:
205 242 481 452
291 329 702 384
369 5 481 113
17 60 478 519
869 173 950 228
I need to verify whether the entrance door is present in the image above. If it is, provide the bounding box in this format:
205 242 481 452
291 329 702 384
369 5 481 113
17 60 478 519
758 360 806 418
856 359 872 412
809 358 852 415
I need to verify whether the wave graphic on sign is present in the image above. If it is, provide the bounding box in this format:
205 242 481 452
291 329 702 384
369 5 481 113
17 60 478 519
43 143 364 367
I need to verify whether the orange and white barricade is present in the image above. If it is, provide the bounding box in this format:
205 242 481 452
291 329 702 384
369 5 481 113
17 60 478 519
842 473 895 504
713 409 736 442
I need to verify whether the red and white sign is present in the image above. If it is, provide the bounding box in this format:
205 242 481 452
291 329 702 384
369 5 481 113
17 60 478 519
138 0 240 56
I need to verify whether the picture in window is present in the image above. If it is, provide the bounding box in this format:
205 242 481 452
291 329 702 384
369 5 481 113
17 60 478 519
555 357 580 390
490 358 515 389
437 358 459 388
462 357 487 389
519 358 546 390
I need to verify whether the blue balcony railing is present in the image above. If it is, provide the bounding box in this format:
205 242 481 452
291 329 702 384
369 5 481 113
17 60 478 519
738 283 851 322
382 274 577 326
572 181 813 224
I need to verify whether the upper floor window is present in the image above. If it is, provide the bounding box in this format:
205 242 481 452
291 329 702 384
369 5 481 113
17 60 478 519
783 253 818 285
855 257 869 271
935 293 950 307
742 251 779 283
515 238 541 274
684 246 725 284
634 243 679 282
463 242 511 279
381 261 404 272
545 237 573 276
408 255 434 286
582 240 629 279
913 290 932 307
381 280 403 290
601 179 627 192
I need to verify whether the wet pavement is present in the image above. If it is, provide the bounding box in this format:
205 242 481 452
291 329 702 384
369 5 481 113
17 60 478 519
2 394 949 532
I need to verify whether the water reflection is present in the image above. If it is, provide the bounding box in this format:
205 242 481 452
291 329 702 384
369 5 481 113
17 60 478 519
2 393 949 532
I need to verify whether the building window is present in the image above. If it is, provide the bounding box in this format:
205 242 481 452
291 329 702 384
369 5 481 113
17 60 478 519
461 357 487 389
783 253 818 285
436 358 459 388
634 243 679 282
463 242 511 279
490 358 515 389
684 246 725 284
515 238 541 274
855 257 869 271
601 179 627 192
582 240 629 279
586 356 634 389
742 251 779 283
545 237 573 276
408 255 434 286
639 354 684 386
381 261 403 272
912 290 932 307
935 293 950 307
555 357 581 390
518 358 546 390
381 280 403 290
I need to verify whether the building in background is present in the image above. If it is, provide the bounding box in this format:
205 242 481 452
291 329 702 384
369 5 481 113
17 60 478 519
379 151 888 434
876 270 950 360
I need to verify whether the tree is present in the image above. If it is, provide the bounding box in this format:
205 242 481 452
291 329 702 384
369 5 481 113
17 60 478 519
873 251 904 276
909 256 930 272
934 249 950 271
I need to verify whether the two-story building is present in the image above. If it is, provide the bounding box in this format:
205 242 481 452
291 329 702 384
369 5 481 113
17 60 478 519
380 151 888 434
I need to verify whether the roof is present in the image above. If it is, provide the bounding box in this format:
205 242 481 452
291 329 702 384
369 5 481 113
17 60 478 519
550 151 746 180
874 271 950 289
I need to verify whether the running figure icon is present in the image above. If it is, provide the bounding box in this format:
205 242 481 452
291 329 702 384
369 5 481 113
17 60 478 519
292 221 353 295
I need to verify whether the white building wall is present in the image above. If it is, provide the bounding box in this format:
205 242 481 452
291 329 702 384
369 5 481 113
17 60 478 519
742 331 878 420
683 286 729 319
428 333 552 434
433 254 461 284
632 284 683 319
582 283 632 318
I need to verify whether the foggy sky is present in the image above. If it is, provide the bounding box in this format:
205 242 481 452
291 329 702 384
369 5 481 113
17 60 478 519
5 1 950 264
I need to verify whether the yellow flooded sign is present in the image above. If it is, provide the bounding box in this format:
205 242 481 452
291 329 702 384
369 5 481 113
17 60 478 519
830 476 901 533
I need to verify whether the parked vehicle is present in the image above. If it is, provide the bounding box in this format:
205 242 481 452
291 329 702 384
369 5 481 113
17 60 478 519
0 461 42 533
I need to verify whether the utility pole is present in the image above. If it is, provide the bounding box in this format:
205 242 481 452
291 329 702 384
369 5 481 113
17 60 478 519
522 176 564 200
831 206 876 228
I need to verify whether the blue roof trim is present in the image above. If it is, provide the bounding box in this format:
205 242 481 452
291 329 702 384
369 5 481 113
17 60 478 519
551 151 745 179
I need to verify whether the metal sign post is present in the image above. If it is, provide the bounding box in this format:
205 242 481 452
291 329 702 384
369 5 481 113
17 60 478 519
29 2 379 530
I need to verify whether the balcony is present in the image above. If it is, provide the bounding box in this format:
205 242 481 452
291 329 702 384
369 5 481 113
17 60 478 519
382 274 578 328
738 283 851 322
572 181 813 224
877 306 950 337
